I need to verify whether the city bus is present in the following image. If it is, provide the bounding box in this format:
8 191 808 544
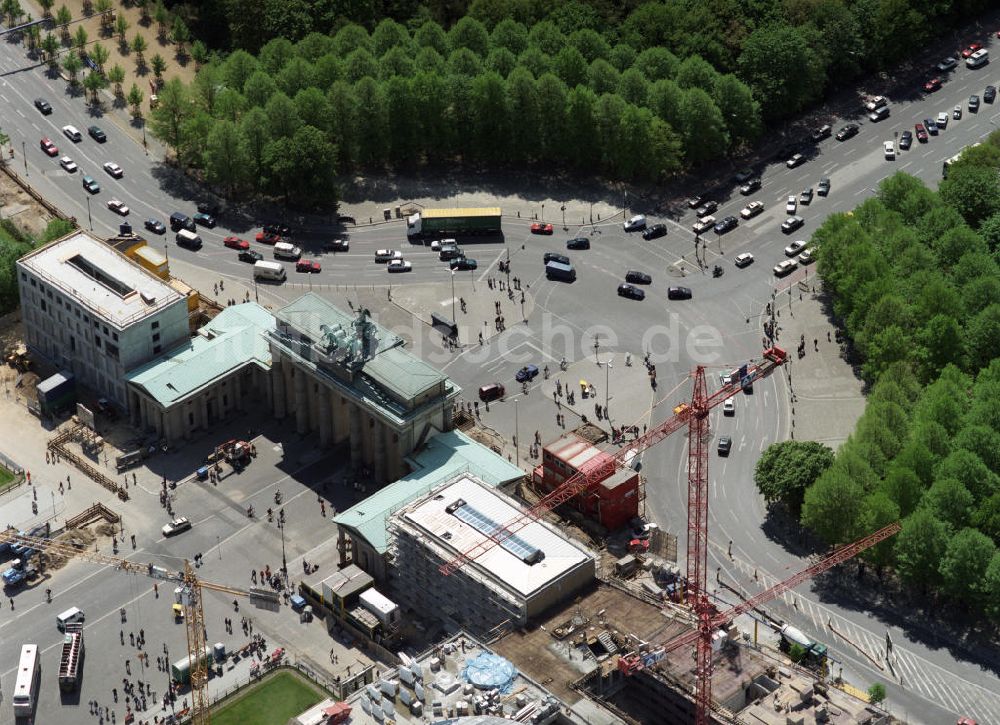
13 644 40 717
942 141 981 178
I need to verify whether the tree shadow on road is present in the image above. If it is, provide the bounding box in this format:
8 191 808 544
759 503 821 559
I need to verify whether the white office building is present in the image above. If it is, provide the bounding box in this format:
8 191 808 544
17 231 190 407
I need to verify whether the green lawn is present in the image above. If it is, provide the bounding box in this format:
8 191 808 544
212 670 326 725
0 466 15 493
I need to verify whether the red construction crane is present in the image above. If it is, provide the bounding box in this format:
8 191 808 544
618 521 901 724
439 346 788 578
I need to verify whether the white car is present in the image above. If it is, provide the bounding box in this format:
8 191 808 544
692 216 715 234
375 249 402 262
162 517 192 537
936 112 949 129
784 239 807 257
773 259 798 277
107 198 130 215
387 259 412 273
723 399 735 416
953 105 962 119
798 249 814 265
883 141 895 159
103 161 124 178
740 201 764 219
59 156 78 172
623 214 647 231
734 252 754 268
865 95 887 111
786 196 797 214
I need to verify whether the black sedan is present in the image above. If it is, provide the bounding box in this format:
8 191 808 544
667 286 692 300
617 283 646 300
835 124 859 141
238 249 264 263
695 201 719 217
713 216 738 234
642 224 667 240
264 222 293 236
567 237 590 250
193 212 216 228
625 270 652 285
739 178 762 195
899 130 912 150
450 257 478 271
34 98 52 114
144 218 166 234
781 216 805 234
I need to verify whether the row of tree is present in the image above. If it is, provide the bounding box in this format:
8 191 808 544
755 139 1000 622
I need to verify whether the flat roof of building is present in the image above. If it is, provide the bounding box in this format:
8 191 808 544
333 429 523 555
273 293 449 405
343 631 591 725
546 435 614 472
17 231 184 328
126 303 274 407
394 476 594 599
313 564 373 601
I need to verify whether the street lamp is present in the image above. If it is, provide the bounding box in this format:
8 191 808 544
22 141 27 175
85 195 93 230
278 516 287 581
605 356 613 420
450 270 456 324
514 399 519 464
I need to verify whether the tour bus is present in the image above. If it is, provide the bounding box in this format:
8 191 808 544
13 644 40 717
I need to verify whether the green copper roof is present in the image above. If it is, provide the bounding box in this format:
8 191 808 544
333 430 525 554
126 303 274 407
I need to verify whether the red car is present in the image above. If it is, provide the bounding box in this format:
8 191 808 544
296 259 321 273
223 236 249 250
40 137 58 157
915 123 928 142
530 222 554 234
924 78 942 92
255 231 281 245
962 43 983 58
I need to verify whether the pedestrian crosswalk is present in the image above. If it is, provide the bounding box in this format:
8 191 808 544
722 555 1000 724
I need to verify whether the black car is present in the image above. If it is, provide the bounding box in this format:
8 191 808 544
835 124 859 141
323 239 349 252
924 118 938 135
986 85 997 103
732 169 754 184
969 95 980 112
34 98 52 115
543 252 570 265
197 201 221 215
625 270 652 285
88 125 107 142
713 216 737 234
695 201 718 217
617 283 645 301
781 216 805 234
193 212 216 228
717 436 732 456
144 218 166 234
899 130 913 150
667 286 692 300
811 125 832 142
687 195 706 209
263 222 292 236
238 249 263 263
739 177 762 195
567 237 590 250
642 224 667 240
799 188 814 205
450 256 478 271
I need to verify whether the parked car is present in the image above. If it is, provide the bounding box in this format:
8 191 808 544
786 196 797 214
625 270 652 285
263 223 292 236
478 383 505 402
865 95 888 111
936 56 958 72
667 286 692 300
196 201 221 216
223 236 249 250
256 231 281 245
835 124 859 141
734 252 754 268
531 222 554 234
144 218 166 234
686 195 706 209
515 364 539 382
617 283 646 301
884 141 895 159
713 216 737 234
785 153 806 168
811 125 832 142
924 77 942 92
915 123 928 142
868 106 890 122
692 217 715 234
732 169 754 184
781 216 804 234
34 98 52 114
953 105 963 119
799 249 814 265
799 188 814 205
784 239 808 257
162 517 192 537
899 130 913 150
88 125 107 142
773 259 798 276
193 212 216 228
567 237 590 250
623 215 646 231
985 85 997 104
969 95 980 112
924 118 938 135
936 112 949 129
82 175 100 193
961 43 983 58
696 201 718 217
740 201 764 219
107 199 129 215
739 177 762 195
817 178 831 196
238 249 263 263
324 239 349 252
103 161 124 178
642 223 667 240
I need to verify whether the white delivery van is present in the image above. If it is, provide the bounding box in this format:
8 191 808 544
273 242 301 260
253 260 286 282
56 606 85 631
174 228 203 249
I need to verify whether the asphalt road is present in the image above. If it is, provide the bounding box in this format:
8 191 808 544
3 24 1000 724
